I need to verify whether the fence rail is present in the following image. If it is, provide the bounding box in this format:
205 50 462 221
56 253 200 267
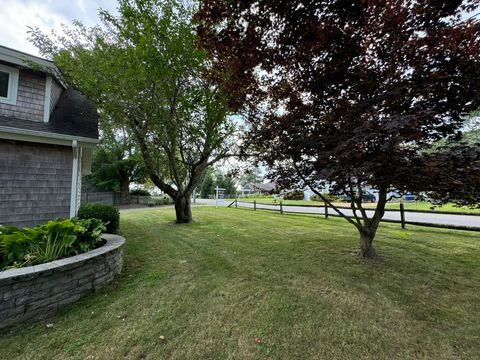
235 200 480 216
228 199 480 232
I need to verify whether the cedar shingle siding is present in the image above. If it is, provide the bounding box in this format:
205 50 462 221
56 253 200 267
0 47 99 227
0 69 46 122
0 140 72 227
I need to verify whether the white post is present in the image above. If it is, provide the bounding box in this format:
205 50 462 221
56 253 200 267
43 75 52 123
70 140 79 218
215 186 219 207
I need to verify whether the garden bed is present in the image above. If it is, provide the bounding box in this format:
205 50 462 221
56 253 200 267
0 234 125 331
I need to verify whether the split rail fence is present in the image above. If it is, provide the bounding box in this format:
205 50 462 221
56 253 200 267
228 200 480 232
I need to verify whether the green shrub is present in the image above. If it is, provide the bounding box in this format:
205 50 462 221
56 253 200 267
311 193 340 202
283 191 304 201
147 195 174 206
0 225 29 269
243 194 271 199
160 195 174 205
71 218 106 253
0 218 106 270
78 203 120 234
130 188 151 196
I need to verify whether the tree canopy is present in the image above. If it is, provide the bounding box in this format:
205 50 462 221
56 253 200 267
30 0 237 223
238 167 263 187
196 0 480 257
199 166 215 198
214 171 237 196
87 130 147 204
199 167 238 198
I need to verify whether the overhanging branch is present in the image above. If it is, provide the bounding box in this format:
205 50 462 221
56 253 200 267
292 163 362 230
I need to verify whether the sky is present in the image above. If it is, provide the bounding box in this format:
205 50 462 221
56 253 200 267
0 0 117 57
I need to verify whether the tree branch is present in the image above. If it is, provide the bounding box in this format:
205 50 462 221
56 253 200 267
128 116 178 198
293 164 362 230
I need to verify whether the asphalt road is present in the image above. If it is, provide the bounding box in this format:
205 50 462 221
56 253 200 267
200 199 480 230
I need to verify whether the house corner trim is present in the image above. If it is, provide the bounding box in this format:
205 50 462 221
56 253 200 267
70 140 82 218
43 75 52 123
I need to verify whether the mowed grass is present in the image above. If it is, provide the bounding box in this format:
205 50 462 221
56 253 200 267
1 207 480 359
232 197 480 213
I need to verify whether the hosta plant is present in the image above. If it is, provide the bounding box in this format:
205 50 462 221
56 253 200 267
0 218 106 270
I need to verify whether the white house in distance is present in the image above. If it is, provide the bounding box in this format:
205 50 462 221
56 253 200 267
0 45 99 227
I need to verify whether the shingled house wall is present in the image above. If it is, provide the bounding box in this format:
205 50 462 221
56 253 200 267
0 67 46 122
0 47 99 227
0 140 72 227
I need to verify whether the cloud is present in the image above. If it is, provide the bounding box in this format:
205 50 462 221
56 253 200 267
0 0 117 56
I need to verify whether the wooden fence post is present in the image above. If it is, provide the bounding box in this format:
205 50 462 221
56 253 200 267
254 200 256 211
280 201 283 214
325 202 329 219
235 199 237 208
400 203 406 229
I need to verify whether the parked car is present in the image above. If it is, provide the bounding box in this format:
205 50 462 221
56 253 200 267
332 191 376 203
362 192 377 203
403 193 416 202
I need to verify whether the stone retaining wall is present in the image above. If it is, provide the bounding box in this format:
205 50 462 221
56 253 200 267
0 234 125 330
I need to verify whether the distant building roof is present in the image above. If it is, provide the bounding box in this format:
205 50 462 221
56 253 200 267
245 182 276 193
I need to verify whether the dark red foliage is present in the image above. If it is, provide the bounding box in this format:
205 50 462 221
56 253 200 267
196 1 480 256
394 144 480 208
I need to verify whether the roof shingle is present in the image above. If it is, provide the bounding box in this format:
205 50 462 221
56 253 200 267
0 89 98 140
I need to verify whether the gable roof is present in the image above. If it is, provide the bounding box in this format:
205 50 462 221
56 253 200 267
0 45 60 81
0 46 98 144
49 89 99 139
245 182 276 193
0 89 98 140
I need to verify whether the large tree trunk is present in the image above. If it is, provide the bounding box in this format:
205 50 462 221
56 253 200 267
359 230 377 258
357 186 388 258
174 195 192 224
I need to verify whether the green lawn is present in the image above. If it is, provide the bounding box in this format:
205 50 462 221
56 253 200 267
231 196 480 213
2 207 480 359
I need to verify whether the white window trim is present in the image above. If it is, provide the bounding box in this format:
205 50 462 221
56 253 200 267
43 75 52 122
0 63 19 105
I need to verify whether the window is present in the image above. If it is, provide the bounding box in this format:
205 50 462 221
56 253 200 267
0 64 19 105
0 71 8 97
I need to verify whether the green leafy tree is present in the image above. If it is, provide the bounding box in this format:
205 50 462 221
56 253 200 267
199 167 238 197
87 131 147 204
239 168 263 187
199 167 215 198
29 0 235 223
215 172 237 197
197 0 480 257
